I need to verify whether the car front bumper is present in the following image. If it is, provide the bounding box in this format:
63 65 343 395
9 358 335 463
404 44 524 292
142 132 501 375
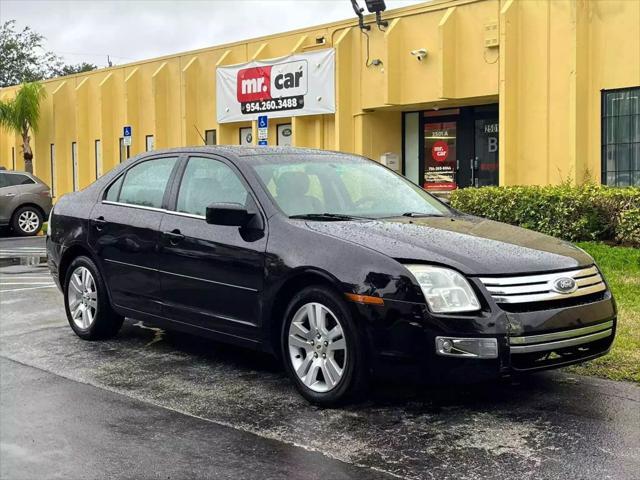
355 292 616 383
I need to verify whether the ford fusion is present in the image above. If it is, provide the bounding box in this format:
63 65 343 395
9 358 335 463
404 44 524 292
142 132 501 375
47 147 616 405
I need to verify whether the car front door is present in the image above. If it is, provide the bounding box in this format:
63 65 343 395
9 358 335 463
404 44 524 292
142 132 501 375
88 155 180 315
157 155 267 340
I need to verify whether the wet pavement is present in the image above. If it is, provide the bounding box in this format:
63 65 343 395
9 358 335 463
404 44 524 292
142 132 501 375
1 236 639 479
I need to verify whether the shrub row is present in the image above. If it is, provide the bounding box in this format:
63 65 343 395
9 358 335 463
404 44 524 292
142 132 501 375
449 184 640 247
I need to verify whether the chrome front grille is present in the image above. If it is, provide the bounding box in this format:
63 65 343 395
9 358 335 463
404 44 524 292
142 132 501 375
478 266 606 304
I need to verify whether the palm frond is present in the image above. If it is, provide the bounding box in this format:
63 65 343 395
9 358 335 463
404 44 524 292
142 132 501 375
12 82 47 134
0 98 17 132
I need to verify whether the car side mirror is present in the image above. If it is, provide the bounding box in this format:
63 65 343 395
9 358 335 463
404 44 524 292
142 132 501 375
206 203 253 227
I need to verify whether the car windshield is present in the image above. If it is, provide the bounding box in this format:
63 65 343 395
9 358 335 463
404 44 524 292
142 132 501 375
249 154 451 219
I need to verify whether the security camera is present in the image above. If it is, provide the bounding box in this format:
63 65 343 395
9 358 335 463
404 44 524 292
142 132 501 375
411 49 427 61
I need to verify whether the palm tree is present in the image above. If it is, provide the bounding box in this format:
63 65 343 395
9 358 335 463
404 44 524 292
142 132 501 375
0 82 46 173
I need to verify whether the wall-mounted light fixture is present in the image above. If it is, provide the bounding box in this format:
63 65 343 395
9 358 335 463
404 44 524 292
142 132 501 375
350 0 370 31
410 48 428 61
364 0 388 29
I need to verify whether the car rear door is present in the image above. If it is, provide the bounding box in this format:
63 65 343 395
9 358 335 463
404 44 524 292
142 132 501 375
88 155 181 315
157 154 267 341
0 173 36 224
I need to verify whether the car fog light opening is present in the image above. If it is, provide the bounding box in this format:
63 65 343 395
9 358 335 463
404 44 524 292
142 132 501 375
435 337 498 359
406 265 480 313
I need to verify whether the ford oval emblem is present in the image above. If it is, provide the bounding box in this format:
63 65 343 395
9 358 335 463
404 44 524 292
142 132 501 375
552 277 577 294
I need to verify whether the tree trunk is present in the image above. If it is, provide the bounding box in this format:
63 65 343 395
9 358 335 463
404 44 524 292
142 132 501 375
22 131 33 174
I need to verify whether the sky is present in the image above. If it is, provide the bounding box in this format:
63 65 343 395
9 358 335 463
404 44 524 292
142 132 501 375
1 0 426 68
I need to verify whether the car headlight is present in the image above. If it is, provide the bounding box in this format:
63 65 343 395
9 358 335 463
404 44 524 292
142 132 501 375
405 265 480 313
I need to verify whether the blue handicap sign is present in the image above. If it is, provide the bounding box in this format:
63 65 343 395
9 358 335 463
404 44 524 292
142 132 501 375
258 116 268 129
258 139 268 146
123 126 132 137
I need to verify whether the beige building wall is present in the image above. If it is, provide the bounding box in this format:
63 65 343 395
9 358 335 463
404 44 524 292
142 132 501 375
0 0 638 199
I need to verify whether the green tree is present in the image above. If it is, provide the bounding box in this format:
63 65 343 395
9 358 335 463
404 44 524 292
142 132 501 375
0 82 47 173
0 20 98 87
53 62 98 77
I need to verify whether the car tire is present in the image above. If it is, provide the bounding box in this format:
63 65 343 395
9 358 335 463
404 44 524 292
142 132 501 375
63 255 124 340
11 206 43 236
281 285 368 406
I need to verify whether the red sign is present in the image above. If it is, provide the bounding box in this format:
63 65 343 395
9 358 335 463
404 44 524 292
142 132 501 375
237 66 272 102
236 60 308 103
432 141 449 163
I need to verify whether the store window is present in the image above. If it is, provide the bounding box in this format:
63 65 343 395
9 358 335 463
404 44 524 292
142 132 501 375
277 124 292 146
239 127 253 145
602 87 640 186
72 142 78 191
50 144 56 197
95 140 102 180
424 120 457 191
205 129 217 146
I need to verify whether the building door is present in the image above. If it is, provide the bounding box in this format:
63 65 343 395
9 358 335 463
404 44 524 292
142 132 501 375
423 118 458 191
473 118 499 187
403 104 498 191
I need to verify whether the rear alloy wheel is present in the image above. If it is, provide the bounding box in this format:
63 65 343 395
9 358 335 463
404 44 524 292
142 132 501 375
64 256 123 340
12 206 42 236
282 286 367 406
67 266 98 330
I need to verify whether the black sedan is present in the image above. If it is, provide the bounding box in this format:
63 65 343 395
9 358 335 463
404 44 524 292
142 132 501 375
46 147 616 405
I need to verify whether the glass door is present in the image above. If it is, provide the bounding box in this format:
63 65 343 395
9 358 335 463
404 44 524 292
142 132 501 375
424 120 457 191
473 118 499 187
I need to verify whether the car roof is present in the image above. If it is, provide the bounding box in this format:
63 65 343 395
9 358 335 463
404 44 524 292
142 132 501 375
139 145 345 159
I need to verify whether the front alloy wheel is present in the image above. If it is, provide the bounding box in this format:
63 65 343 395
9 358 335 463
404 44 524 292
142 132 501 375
282 286 367 406
288 303 347 393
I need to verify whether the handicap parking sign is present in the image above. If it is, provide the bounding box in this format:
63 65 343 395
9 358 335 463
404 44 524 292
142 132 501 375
258 116 268 129
123 126 132 137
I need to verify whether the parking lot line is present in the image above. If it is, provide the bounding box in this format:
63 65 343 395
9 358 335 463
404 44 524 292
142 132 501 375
0 285 57 293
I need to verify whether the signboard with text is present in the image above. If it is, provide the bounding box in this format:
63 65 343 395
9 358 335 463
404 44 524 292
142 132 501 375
424 122 457 191
216 49 335 123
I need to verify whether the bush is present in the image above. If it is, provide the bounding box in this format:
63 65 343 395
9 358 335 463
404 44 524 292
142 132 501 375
616 208 640 246
449 184 640 247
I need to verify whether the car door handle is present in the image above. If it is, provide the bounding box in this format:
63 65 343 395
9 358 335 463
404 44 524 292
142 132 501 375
92 216 107 231
3 193 16 197
163 229 185 245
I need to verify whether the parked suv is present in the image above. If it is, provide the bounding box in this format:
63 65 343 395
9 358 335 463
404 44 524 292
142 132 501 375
0 170 52 236
46 147 616 406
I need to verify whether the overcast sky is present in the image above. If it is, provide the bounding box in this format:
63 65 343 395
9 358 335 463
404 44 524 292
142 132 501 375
1 0 425 67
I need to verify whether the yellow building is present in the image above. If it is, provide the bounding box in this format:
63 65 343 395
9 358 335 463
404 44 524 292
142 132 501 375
1 0 639 198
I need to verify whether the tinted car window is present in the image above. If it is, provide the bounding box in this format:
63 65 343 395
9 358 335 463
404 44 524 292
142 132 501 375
105 175 124 202
117 157 177 208
176 156 248 216
1 173 35 187
251 155 450 218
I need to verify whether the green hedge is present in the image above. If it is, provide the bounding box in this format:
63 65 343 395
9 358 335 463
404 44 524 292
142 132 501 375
449 184 640 247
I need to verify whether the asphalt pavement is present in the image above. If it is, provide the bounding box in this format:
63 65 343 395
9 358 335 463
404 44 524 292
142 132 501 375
1 235 639 480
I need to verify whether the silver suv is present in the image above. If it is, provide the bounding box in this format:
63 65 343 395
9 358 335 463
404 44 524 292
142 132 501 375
0 170 52 236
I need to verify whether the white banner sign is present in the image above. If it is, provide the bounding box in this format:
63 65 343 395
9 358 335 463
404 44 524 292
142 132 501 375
216 49 335 123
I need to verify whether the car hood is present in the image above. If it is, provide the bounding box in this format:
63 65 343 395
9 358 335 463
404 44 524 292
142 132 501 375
303 215 593 275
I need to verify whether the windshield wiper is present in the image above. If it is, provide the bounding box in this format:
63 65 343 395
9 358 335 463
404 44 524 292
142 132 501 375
289 213 373 221
399 212 445 218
